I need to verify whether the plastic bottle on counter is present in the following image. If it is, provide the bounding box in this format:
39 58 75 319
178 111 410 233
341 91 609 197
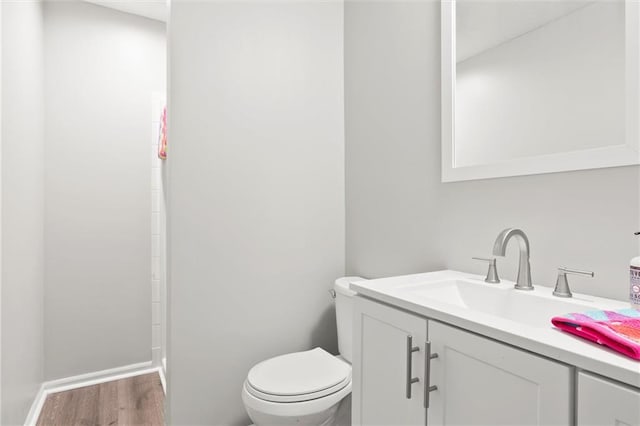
631 232 640 309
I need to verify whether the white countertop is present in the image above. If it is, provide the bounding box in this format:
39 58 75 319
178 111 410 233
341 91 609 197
350 270 640 388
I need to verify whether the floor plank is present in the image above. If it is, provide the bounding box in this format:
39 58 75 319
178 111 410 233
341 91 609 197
36 372 164 426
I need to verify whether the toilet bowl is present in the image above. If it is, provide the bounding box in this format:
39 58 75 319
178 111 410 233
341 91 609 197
241 277 363 426
241 348 352 426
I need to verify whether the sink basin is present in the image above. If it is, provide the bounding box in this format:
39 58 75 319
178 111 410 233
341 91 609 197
350 270 628 332
403 279 602 328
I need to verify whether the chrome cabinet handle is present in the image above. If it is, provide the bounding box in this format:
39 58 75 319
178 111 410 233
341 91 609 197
424 340 438 408
405 335 420 399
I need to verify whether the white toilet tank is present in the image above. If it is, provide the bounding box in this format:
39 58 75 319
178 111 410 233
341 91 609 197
333 276 364 364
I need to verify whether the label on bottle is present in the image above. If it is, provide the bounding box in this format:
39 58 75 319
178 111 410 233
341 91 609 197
631 265 640 307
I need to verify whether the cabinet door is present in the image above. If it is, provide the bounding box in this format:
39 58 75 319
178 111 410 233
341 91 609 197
428 321 571 426
352 296 428 426
577 371 640 426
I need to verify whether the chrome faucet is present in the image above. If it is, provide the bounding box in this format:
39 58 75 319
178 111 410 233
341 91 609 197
492 228 533 291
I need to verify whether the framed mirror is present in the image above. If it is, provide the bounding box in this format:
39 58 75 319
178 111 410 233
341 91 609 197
442 0 640 182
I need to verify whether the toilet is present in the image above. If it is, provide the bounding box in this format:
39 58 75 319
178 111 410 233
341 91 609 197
241 277 363 426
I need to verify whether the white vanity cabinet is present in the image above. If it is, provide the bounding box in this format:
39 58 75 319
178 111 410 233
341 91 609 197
352 296 572 426
577 371 640 425
351 295 429 425
428 321 571 426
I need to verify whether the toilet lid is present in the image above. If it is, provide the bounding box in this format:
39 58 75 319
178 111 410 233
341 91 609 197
246 348 351 403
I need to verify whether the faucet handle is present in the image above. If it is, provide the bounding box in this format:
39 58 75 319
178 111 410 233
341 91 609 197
472 257 501 284
558 267 594 277
553 267 594 298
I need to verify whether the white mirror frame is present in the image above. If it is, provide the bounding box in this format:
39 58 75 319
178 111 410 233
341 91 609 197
442 0 640 182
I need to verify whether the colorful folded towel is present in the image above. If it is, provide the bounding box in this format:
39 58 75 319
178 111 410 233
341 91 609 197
551 309 640 360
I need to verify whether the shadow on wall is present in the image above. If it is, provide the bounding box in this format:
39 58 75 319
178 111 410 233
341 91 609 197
310 303 339 355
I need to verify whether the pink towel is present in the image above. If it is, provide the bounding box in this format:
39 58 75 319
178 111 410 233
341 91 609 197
551 309 640 360
158 106 167 160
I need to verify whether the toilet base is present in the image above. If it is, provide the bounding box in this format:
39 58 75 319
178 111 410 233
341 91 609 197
334 394 351 426
245 402 340 426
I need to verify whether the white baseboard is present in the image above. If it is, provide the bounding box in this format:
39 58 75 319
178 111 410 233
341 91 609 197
158 365 166 395
24 361 160 426
42 361 154 393
24 384 46 426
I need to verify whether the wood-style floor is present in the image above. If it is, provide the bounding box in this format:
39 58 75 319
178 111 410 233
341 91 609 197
36 372 164 426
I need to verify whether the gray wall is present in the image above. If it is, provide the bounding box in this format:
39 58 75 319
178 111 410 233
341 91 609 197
43 2 166 380
1 1 45 424
345 0 639 302
167 1 345 424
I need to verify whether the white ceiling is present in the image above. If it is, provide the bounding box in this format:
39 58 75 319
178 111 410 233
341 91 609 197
83 0 167 22
456 0 594 62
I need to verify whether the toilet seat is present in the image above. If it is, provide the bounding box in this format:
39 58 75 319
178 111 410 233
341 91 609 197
246 374 351 403
245 348 351 403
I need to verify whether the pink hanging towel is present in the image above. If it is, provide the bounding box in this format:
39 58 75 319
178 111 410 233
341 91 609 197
158 106 167 160
551 308 640 360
